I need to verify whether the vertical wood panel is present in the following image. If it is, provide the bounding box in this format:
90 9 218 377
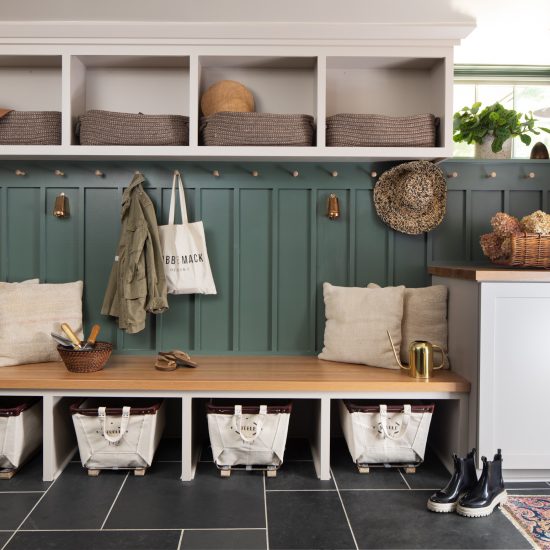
1 161 550 355
355 189 388 286
160 187 196 351
7 188 40 281
316 189 349 351
278 189 311 352
508 191 542 219
394 233 428 287
471 190 504 262
45 188 79 283
200 188 233 351
239 189 271 351
432 190 467 262
84 188 120 347
0 186 7 281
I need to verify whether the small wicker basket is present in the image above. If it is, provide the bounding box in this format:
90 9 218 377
326 113 437 147
77 110 189 146
57 342 113 374
200 112 315 146
0 111 61 145
497 233 550 269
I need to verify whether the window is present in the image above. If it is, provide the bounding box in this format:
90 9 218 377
453 66 550 158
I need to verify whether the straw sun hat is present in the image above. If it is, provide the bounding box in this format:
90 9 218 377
373 160 447 235
200 80 255 117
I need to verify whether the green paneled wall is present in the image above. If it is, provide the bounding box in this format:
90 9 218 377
1 160 549 354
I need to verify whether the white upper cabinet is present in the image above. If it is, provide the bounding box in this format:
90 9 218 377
0 21 471 159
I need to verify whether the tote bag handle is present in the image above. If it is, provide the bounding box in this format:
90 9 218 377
98 406 131 444
378 404 411 441
232 405 267 443
168 171 189 225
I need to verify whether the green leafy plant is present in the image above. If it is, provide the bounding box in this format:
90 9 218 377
453 102 550 153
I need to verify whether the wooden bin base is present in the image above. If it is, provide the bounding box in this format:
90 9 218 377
0 469 17 480
87 467 148 477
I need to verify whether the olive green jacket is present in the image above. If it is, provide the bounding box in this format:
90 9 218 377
101 173 168 333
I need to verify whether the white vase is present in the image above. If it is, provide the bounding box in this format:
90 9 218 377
475 136 512 159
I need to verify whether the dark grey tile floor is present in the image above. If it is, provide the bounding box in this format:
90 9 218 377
0 439 546 550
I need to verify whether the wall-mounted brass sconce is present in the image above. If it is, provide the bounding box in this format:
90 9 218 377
53 193 70 218
327 193 340 220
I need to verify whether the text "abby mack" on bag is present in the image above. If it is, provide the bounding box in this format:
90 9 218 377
164 254 204 265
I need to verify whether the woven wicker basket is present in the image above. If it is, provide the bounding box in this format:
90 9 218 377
0 111 61 145
326 113 437 147
77 110 189 146
57 342 113 374
498 233 550 269
200 112 315 146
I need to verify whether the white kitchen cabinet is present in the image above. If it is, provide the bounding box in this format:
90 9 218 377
431 266 550 480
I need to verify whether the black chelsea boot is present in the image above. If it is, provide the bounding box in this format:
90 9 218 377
456 449 507 518
427 448 477 513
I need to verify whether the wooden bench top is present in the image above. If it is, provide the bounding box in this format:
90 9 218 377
0 356 470 393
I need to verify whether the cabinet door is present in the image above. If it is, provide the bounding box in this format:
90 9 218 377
479 282 550 470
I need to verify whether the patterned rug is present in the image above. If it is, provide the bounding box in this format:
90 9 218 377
503 495 550 549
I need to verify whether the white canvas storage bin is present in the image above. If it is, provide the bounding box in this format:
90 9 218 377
340 401 434 468
206 401 292 474
70 398 165 471
0 398 42 471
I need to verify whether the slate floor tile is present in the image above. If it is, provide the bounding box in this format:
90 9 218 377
106 462 265 530
155 438 182 461
266 460 334 491
0 493 41 530
331 438 408 490
400 449 452 490
341 490 531 549
181 529 267 549
284 438 313 461
5 530 181 550
267 491 355 550
21 463 127 530
0 454 50 492
0 531 13 548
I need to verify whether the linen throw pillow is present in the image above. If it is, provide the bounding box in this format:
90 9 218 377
0 281 83 366
319 282 404 369
368 283 449 368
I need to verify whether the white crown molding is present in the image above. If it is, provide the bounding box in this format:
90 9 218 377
0 20 475 46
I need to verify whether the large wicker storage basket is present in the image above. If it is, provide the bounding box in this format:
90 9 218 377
498 233 550 269
200 112 315 146
0 111 61 145
77 110 189 146
326 113 437 147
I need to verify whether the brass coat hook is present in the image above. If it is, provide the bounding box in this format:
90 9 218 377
54 169 65 177
447 171 458 178
212 170 220 177
15 169 26 177
251 170 259 177
94 170 104 177
53 193 70 218
370 171 378 178
327 193 340 220
291 170 299 178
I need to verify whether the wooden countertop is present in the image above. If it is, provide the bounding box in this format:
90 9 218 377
0 356 470 393
429 265 550 282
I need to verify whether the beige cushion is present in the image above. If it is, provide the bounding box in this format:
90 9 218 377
0 279 39 287
368 283 448 368
319 282 404 369
0 281 83 367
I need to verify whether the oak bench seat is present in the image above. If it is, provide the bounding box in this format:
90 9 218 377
0 355 470 393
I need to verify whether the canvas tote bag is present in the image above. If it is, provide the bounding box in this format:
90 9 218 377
159 172 217 294
340 401 434 465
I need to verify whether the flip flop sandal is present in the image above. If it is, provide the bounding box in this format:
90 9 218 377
155 356 177 372
159 350 198 368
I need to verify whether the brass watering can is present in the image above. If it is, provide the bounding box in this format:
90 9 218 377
387 331 446 379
